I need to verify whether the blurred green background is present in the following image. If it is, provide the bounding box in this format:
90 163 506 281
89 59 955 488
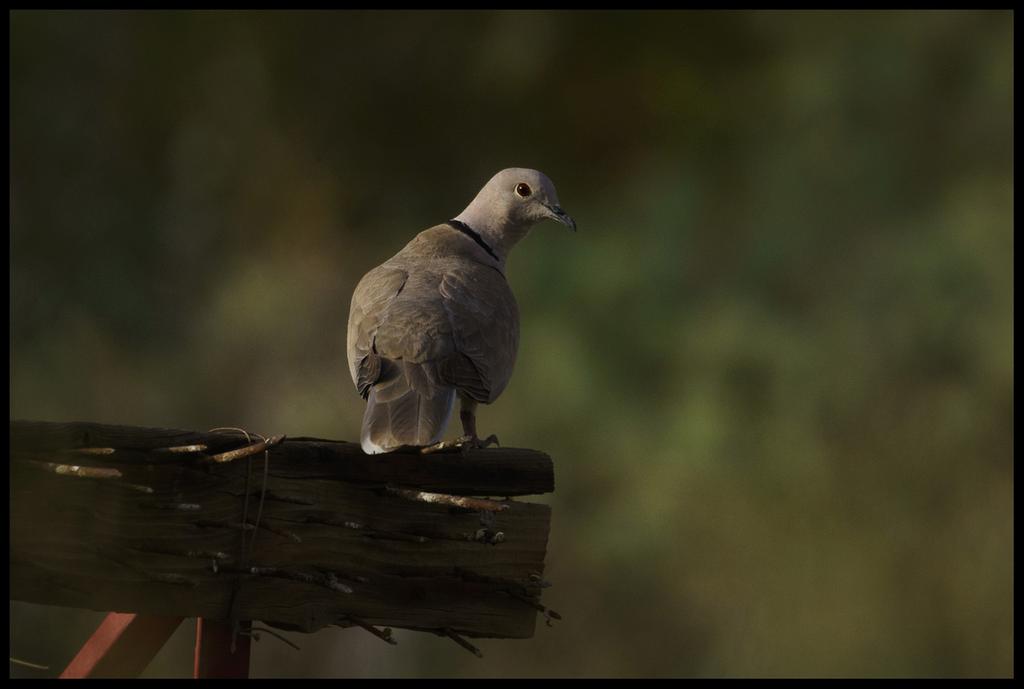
9 9 1013 678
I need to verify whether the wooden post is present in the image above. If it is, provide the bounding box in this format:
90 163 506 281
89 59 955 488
10 420 557 653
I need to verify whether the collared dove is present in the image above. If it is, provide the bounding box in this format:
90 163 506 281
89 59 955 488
347 168 575 455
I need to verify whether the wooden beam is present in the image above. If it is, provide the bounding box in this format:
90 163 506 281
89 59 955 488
10 421 556 641
10 421 555 495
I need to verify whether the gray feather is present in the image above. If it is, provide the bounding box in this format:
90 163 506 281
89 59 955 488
360 359 455 454
347 224 518 453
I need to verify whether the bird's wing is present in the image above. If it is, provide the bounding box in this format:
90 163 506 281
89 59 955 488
346 264 409 397
348 240 518 405
438 265 520 403
349 261 460 452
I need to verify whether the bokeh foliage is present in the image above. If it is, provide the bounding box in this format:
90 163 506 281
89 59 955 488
10 10 1012 678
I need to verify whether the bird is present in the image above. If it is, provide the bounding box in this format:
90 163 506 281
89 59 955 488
346 168 576 455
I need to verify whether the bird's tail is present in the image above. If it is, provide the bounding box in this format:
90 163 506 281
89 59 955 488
360 358 455 454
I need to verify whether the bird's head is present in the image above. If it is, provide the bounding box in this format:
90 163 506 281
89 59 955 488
486 168 576 232
455 168 576 259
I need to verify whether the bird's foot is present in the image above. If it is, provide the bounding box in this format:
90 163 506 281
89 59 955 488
420 434 500 454
466 433 500 449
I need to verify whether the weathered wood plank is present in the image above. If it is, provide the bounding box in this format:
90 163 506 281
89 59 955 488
10 421 555 496
9 421 556 640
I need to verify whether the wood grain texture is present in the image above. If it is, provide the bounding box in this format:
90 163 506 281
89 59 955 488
10 421 555 639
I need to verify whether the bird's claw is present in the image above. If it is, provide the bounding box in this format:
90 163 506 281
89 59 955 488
477 434 500 449
420 434 500 454
420 440 458 454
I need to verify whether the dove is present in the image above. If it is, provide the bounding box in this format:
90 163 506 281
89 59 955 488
347 168 575 454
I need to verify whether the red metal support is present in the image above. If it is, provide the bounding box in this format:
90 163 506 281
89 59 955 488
59 613 184 679
59 614 251 679
193 618 252 678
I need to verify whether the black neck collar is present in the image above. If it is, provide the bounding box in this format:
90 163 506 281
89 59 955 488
446 219 500 262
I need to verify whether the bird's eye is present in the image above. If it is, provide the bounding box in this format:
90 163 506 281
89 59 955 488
515 182 532 198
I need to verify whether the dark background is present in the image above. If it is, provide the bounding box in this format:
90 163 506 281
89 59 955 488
10 10 1013 678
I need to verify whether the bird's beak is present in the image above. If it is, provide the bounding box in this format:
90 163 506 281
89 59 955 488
544 203 577 232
